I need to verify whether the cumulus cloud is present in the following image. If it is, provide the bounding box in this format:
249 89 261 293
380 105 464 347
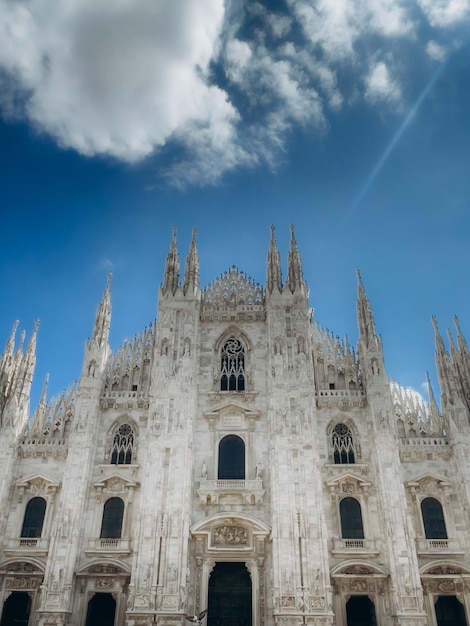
417 0 470 27
0 0 468 186
426 40 448 61
365 61 402 105
0 0 232 162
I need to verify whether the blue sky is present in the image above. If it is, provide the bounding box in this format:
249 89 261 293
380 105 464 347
0 0 469 409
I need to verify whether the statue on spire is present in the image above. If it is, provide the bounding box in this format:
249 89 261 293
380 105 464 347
162 227 180 296
91 274 112 349
183 228 200 296
287 224 305 294
267 225 282 295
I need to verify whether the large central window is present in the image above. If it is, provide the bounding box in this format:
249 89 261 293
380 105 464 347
218 435 245 479
220 338 245 391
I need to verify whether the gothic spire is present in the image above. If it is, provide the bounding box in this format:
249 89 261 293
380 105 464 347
2 320 19 359
267 225 282 295
454 315 469 357
162 227 180 296
31 373 49 434
287 224 305 294
91 274 112 349
356 269 380 350
432 315 455 408
183 228 200 296
426 370 444 432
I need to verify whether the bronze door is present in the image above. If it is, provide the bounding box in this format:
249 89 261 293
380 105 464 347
208 562 252 626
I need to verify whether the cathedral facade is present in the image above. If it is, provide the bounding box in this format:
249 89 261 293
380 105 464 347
1 227 470 626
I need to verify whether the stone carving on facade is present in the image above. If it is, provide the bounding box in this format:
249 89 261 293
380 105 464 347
212 525 248 545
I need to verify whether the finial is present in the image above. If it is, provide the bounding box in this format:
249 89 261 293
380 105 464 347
271 224 275 237
172 226 177 241
192 227 197 240
431 315 439 332
106 272 112 287
290 223 295 236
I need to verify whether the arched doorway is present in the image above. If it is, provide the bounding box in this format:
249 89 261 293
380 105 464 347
435 596 468 626
0 591 31 625
85 592 116 626
346 596 377 626
208 562 251 626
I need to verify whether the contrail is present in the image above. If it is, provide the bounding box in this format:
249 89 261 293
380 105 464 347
346 61 446 219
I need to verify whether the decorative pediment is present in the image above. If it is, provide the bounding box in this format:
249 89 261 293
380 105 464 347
15 475 61 501
326 473 372 496
203 402 260 431
191 513 270 552
93 474 139 501
201 267 266 322
331 560 387 578
406 473 453 495
423 563 470 576
191 512 270 536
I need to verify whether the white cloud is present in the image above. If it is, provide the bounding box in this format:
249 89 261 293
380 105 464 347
0 0 468 186
364 61 402 105
426 40 447 61
417 0 470 27
0 0 232 162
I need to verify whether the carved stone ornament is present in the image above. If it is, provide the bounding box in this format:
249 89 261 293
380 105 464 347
212 525 248 545
428 566 461 575
342 566 373 575
5 576 39 589
438 580 456 592
350 579 367 592
7 562 40 573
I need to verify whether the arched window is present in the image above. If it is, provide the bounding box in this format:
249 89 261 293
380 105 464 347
220 338 245 391
100 497 124 539
332 423 356 464
421 497 447 539
110 423 135 464
340 497 364 539
20 497 46 538
218 435 245 479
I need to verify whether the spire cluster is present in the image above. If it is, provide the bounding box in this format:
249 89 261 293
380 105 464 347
0 320 39 428
162 227 200 297
266 225 307 296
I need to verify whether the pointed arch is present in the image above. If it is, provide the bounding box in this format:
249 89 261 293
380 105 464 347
108 417 137 465
216 328 252 392
328 420 358 464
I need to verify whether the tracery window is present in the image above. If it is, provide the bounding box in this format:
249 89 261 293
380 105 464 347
110 423 135 464
332 423 356 464
220 337 245 391
340 497 364 539
218 435 245 479
100 497 124 539
20 497 46 538
421 497 447 540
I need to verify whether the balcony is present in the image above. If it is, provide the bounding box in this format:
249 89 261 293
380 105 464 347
85 538 131 556
416 538 464 556
331 538 379 556
4 537 50 556
197 478 264 505
315 389 366 409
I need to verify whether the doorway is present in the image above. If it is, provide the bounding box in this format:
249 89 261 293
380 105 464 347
0 591 31 625
85 592 116 626
435 595 468 626
208 562 252 626
346 596 377 626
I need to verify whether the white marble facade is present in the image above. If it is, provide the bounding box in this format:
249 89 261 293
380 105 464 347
1 227 470 626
